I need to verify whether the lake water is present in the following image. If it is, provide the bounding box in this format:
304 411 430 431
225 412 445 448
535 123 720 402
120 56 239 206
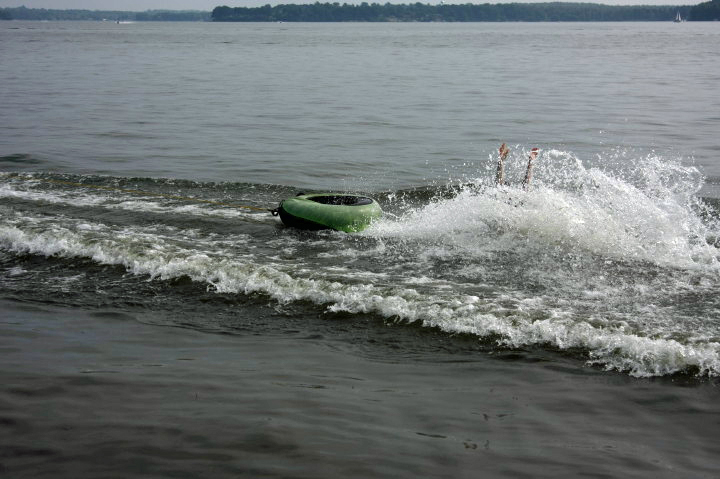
1 20 720 478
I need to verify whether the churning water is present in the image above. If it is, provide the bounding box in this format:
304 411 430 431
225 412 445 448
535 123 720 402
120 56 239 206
2 150 719 377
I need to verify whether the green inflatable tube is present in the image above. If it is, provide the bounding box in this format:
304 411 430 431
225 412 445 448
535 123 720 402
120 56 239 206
274 193 382 233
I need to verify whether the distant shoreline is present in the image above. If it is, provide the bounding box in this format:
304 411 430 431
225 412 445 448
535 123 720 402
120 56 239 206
0 7 211 22
211 1 717 22
2 2 718 23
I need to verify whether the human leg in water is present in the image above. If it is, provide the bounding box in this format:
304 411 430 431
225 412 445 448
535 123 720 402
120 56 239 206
522 147 539 190
495 144 538 188
495 143 510 186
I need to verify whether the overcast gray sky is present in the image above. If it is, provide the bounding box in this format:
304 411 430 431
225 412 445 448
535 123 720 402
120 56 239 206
0 0 701 10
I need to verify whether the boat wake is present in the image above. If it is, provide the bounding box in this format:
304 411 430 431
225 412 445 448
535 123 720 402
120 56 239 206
1 148 719 377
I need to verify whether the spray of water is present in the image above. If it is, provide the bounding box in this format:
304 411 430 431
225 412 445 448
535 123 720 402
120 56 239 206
1 150 719 376
366 149 720 376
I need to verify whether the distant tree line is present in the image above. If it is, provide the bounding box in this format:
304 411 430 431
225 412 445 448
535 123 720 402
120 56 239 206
3 2 718 22
689 0 720 19
0 7 210 21
211 1 717 22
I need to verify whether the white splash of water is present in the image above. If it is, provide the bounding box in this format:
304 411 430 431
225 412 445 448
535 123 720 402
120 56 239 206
1 208 718 377
370 150 719 270
1 152 719 377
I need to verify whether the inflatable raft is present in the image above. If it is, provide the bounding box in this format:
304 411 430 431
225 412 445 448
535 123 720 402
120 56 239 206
272 193 382 233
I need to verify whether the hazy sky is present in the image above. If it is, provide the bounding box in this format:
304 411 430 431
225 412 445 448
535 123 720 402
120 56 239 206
0 0 701 10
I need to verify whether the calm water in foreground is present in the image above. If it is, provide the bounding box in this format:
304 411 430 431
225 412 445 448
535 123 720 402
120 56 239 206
1 20 720 478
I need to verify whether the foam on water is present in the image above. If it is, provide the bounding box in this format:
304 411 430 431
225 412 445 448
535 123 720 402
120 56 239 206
0 216 718 377
365 150 720 375
0 174 266 220
1 151 719 377
372 150 718 269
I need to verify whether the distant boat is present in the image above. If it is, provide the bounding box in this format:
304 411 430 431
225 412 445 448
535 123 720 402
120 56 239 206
674 11 682 22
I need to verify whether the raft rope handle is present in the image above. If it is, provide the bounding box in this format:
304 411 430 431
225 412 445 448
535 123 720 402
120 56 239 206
27 178 271 213
269 200 284 217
